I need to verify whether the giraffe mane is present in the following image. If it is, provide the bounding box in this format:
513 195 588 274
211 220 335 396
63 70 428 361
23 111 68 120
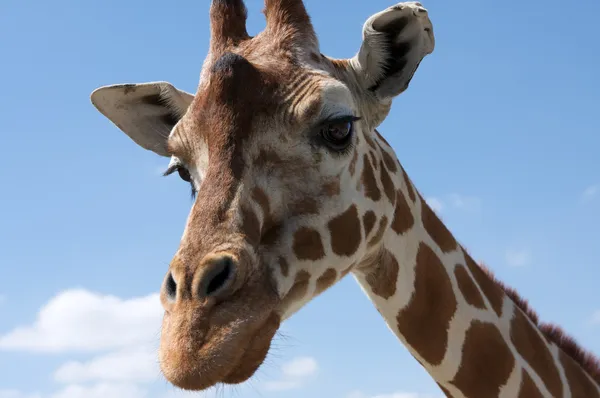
476 261 600 385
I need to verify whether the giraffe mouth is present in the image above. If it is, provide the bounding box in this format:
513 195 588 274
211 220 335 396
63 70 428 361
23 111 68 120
159 305 281 391
220 312 281 385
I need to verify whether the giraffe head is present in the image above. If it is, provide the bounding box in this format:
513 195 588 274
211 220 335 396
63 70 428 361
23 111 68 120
90 0 434 391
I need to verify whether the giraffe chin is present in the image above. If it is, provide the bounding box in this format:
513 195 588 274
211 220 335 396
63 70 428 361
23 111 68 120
159 310 281 391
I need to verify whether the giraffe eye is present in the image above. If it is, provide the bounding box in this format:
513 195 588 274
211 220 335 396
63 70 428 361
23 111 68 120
319 116 359 151
163 163 196 199
176 166 192 183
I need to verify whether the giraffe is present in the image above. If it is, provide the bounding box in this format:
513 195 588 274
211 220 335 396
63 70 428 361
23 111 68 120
89 1 600 397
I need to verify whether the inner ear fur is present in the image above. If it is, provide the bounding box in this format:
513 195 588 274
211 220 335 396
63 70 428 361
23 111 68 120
352 3 435 100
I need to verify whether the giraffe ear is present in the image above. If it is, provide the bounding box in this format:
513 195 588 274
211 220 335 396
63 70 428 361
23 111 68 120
351 2 435 100
90 82 194 157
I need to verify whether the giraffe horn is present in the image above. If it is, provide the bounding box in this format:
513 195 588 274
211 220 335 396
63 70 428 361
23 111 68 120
263 0 318 47
209 0 250 50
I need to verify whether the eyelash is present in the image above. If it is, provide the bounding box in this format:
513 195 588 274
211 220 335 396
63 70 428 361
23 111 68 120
163 164 197 200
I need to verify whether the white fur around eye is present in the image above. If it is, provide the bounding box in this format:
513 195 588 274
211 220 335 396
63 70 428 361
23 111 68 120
319 81 356 120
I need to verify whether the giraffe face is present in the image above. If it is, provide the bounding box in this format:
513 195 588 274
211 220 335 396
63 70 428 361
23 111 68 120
90 0 434 391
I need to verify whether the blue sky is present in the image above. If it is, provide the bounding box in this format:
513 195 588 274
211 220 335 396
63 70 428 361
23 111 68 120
1 0 599 397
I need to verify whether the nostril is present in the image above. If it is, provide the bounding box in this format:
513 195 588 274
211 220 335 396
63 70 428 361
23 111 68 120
201 255 235 298
164 272 177 301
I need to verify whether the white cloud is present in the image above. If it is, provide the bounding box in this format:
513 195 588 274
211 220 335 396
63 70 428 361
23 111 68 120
346 391 443 398
505 248 532 267
0 289 162 353
262 380 302 392
51 383 147 398
263 356 318 391
424 194 481 214
0 390 42 398
53 347 159 384
0 383 147 398
582 184 599 203
425 197 443 213
281 356 318 378
447 193 482 212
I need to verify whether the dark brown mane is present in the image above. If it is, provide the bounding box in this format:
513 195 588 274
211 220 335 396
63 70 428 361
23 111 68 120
477 262 600 385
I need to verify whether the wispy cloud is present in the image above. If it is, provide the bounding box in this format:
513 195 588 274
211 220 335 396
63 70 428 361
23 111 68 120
0 390 42 398
505 248 532 267
590 311 600 325
581 184 599 203
0 383 146 398
263 356 318 391
50 383 147 398
425 194 481 214
53 348 159 384
425 197 443 213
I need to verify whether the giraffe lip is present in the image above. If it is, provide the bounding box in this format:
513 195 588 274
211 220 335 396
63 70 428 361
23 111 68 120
222 312 281 384
159 311 281 391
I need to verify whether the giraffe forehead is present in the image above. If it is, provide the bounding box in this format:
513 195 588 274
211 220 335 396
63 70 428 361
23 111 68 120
171 62 353 162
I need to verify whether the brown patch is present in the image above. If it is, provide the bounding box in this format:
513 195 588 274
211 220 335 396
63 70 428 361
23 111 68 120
251 187 275 234
391 190 414 235
367 216 388 247
255 149 283 167
315 268 337 295
519 370 544 398
381 148 398 173
463 251 505 316
321 180 340 197
280 270 311 311
464 249 600 387
278 256 289 277
380 160 396 204
328 204 362 256
397 243 457 365
559 350 600 398
241 206 260 246
402 167 416 202
261 223 283 247
451 321 515 397
293 227 325 260
454 264 486 309
289 197 319 216
361 154 381 201
363 249 399 299
421 198 457 253
542 325 600 386
362 211 377 237
510 309 563 397
349 149 358 176
251 187 270 216
369 151 378 169
363 132 377 150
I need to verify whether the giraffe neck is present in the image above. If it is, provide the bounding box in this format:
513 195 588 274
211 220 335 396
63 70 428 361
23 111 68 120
351 136 600 398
